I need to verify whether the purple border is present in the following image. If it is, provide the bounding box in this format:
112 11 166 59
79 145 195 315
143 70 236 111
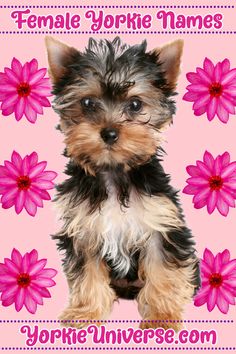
0 5 234 8
0 347 236 350
1 31 236 34
0 4 234 34
0 319 234 323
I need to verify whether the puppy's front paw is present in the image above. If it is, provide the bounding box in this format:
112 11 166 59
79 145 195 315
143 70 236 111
59 307 103 328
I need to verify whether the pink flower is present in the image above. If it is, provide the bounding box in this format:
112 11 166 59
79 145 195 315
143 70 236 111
183 58 236 123
0 151 57 216
183 151 236 216
0 248 57 314
0 57 52 123
194 248 236 314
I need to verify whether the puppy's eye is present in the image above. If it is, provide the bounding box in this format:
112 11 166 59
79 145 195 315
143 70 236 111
80 97 96 110
128 98 143 113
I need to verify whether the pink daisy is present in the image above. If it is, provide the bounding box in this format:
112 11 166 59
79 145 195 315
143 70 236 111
0 57 52 123
183 151 236 217
183 57 236 123
0 248 57 314
0 151 57 216
194 248 236 314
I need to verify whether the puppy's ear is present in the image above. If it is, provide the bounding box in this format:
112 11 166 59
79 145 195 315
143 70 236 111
45 36 79 83
152 39 184 89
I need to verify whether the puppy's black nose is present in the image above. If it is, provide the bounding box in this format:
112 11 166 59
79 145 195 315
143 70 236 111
100 128 119 145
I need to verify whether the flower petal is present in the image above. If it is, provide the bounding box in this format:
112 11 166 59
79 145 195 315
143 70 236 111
194 198 207 209
221 59 230 74
216 194 229 216
31 180 55 190
38 96 51 107
196 161 212 177
15 190 26 214
29 259 47 276
193 94 211 110
206 97 217 121
21 253 30 273
193 187 210 204
183 184 200 195
29 161 47 179
4 258 20 276
28 286 43 305
221 162 236 179
201 259 212 276
1 284 18 301
1 93 18 110
221 260 236 276
24 196 37 216
214 62 222 82
11 57 22 78
11 248 22 268
203 248 215 269
186 72 202 84
196 67 212 84
207 191 218 214
194 105 207 116
4 68 20 84
28 59 38 74
0 274 16 284
21 156 30 175
4 161 20 177
221 68 236 86
28 68 47 86
220 189 235 207
31 278 56 287
220 285 235 305
28 249 38 264
21 62 30 82
186 177 208 186
220 96 235 114
203 58 214 78
15 98 25 121
216 288 229 314
183 91 200 102
194 284 211 307
11 151 22 170
24 289 37 314
1 187 18 204
27 189 43 208
15 287 25 312
27 95 43 114
38 268 57 278
28 152 38 167
37 287 51 298
207 287 217 312
38 171 57 181
31 87 52 96
24 100 37 123
203 151 214 170
220 152 230 168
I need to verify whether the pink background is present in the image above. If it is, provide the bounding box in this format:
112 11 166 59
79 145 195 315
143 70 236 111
0 0 235 352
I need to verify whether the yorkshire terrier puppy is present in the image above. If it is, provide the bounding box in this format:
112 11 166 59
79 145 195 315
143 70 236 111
45 36 200 330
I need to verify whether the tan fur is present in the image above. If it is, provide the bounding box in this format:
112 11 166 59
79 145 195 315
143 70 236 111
59 259 116 328
137 236 197 331
153 39 184 89
45 36 78 83
65 121 158 174
56 189 183 278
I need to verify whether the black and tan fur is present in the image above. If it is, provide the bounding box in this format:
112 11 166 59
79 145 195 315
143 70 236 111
45 36 200 331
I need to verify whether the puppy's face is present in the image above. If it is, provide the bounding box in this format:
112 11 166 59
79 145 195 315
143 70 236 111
46 37 183 175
